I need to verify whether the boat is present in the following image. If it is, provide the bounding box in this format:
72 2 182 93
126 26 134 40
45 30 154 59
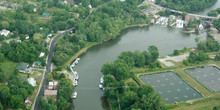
73 71 77 74
73 80 78 86
99 83 103 89
100 76 104 83
76 58 80 61
72 92 77 99
75 74 79 80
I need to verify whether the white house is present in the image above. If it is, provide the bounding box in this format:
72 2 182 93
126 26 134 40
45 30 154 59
48 82 53 90
25 97 32 106
39 52 45 57
0 29 10 37
27 78 36 87
176 19 184 28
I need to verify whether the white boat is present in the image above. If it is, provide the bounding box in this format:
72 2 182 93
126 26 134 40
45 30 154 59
75 74 79 80
76 58 80 61
99 83 103 89
72 92 77 99
73 71 77 74
73 80 78 86
100 77 104 83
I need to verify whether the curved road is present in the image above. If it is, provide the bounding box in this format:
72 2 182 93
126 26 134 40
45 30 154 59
33 29 72 110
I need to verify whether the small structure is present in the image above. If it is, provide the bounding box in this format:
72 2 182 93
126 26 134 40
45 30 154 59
27 78 36 87
140 7 157 15
0 29 10 37
88 4 92 8
42 12 51 19
32 61 42 67
176 19 184 28
169 15 176 21
210 27 219 34
39 52 45 58
48 82 53 90
16 63 31 73
48 81 58 90
25 36 30 40
25 97 32 106
44 90 57 99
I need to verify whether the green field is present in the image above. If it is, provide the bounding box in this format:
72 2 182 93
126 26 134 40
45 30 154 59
0 60 18 75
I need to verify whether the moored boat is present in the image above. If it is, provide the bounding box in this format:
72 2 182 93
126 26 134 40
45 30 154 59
72 92 77 99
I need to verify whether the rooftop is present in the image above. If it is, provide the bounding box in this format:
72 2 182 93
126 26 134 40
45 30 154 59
16 62 28 70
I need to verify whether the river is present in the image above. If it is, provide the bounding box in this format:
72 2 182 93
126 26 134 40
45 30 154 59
194 0 220 15
69 25 206 110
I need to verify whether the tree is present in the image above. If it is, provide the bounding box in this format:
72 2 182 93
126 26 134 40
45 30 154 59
0 53 4 63
0 72 5 83
0 102 3 110
9 95 23 108
197 52 209 62
133 50 145 67
215 53 220 61
59 73 66 79
57 97 70 110
0 86 10 106
173 50 180 56
120 91 138 110
47 73 53 81
148 46 159 62
33 33 44 44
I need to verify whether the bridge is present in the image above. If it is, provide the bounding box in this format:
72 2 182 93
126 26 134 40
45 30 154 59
144 1 219 20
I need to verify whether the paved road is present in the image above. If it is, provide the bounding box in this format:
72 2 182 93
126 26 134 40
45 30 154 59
33 29 72 110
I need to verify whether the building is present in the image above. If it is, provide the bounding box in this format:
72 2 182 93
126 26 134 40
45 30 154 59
42 12 51 19
48 81 58 90
176 19 184 28
27 78 36 87
210 27 219 34
0 29 10 37
44 90 57 99
32 61 42 67
25 97 32 106
16 63 31 73
140 7 157 15
39 52 45 58
185 14 194 23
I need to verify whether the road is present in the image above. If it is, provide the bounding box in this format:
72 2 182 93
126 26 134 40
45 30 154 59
33 29 72 110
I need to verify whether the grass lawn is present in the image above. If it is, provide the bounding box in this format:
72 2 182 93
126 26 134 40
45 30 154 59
0 60 18 75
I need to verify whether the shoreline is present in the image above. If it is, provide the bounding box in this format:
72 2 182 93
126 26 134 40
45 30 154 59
65 23 150 66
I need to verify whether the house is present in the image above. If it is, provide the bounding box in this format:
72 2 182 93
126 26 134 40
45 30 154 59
140 7 157 15
210 27 219 34
169 15 176 21
32 61 42 67
44 90 57 99
42 12 51 19
185 14 194 23
27 78 36 87
48 82 53 90
16 63 31 73
176 19 184 28
0 29 10 37
88 4 92 8
48 81 58 90
39 52 45 58
25 97 32 106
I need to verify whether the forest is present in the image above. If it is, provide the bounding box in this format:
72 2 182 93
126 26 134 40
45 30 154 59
101 46 166 110
0 72 34 109
156 0 217 12
54 0 151 65
208 8 220 17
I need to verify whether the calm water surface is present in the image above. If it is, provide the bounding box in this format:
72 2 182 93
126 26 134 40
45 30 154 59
69 25 206 110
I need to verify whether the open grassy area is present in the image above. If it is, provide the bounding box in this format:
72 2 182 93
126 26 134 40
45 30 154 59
0 60 17 75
